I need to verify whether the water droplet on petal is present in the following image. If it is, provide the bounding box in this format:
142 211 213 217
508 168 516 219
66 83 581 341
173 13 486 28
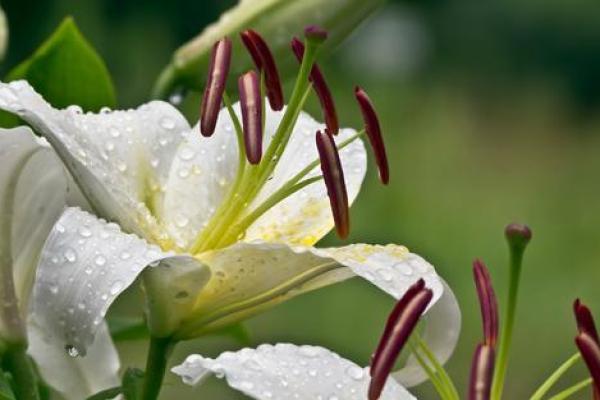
160 117 176 130
65 345 79 357
64 248 77 262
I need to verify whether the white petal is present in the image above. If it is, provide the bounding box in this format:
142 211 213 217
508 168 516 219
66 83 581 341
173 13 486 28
172 343 415 400
179 242 443 337
12 146 67 310
31 207 209 355
28 321 120 400
161 104 366 249
0 80 191 241
393 280 461 387
0 127 66 338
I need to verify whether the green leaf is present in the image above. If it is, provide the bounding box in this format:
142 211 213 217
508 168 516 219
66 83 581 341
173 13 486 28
107 316 149 342
5 16 115 113
85 387 122 400
121 368 144 400
0 372 15 400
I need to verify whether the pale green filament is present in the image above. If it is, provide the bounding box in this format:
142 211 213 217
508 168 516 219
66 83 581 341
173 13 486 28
408 339 452 400
529 353 581 400
547 378 592 400
188 38 320 255
414 333 459 400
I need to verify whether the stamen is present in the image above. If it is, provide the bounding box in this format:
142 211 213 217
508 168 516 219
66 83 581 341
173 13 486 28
291 37 339 135
238 71 263 165
576 333 600 392
469 344 495 400
200 38 232 137
240 29 284 111
473 260 499 347
368 279 433 400
354 86 389 185
574 299 600 343
316 130 349 239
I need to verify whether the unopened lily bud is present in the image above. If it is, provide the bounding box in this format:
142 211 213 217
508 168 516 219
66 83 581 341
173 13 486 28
152 0 385 98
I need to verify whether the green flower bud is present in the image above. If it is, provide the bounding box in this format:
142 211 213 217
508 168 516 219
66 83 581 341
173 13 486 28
152 0 386 98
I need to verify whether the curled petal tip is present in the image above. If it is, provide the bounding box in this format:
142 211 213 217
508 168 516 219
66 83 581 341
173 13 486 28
315 130 349 239
240 29 284 111
473 260 498 347
468 344 495 400
368 280 432 400
354 86 389 185
304 25 328 43
200 37 232 137
238 70 263 164
291 37 339 135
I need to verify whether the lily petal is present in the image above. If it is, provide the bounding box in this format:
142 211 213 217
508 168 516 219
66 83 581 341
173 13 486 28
392 280 461 387
0 80 191 242
0 127 66 340
28 320 119 400
162 104 365 249
178 242 443 338
30 207 209 355
11 143 67 311
172 343 415 400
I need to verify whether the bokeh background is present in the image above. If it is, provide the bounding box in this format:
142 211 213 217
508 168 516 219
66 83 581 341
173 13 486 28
3 0 600 398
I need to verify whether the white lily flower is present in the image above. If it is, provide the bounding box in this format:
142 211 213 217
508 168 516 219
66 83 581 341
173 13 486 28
172 343 415 400
0 126 119 399
0 78 460 388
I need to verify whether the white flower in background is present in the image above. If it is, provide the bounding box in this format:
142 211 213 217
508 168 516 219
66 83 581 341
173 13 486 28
0 127 119 399
0 26 460 394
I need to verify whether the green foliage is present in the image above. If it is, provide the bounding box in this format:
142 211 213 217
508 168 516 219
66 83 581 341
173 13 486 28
121 368 145 400
0 16 116 127
108 316 149 342
0 372 15 400
85 387 122 400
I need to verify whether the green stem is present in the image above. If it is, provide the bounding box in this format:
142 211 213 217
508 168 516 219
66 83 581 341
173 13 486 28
141 336 174 400
491 242 527 400
529 353 581 400
547 378 592 400
4 345 40 400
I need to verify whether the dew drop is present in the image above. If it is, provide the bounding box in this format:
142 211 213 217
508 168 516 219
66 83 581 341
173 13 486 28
160 117 176 130
345 365 364 380
65 345 79 357
64 248 77 262
95 255 107 266
78 226 92 238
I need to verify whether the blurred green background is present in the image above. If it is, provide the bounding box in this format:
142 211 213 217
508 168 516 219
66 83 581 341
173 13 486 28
3 0 600 398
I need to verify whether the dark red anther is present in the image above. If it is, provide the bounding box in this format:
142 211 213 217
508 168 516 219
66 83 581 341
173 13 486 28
574 299 599 343
354 86 389 185
368 279 433 400
291 37 339 135
238 70 263 165
473 260 499 347
200 38 232 137
576 333 600 393
468 344 495 400
315 130 349 239
240 29 284 111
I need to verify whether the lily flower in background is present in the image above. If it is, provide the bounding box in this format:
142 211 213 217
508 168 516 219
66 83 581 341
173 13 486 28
0 26 460 398
0 127 119 399
172 279 433 400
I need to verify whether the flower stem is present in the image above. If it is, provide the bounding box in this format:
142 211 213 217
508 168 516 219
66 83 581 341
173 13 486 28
141 336 174 400
529 353 581 400
4 344 40 400
547 378 592 400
